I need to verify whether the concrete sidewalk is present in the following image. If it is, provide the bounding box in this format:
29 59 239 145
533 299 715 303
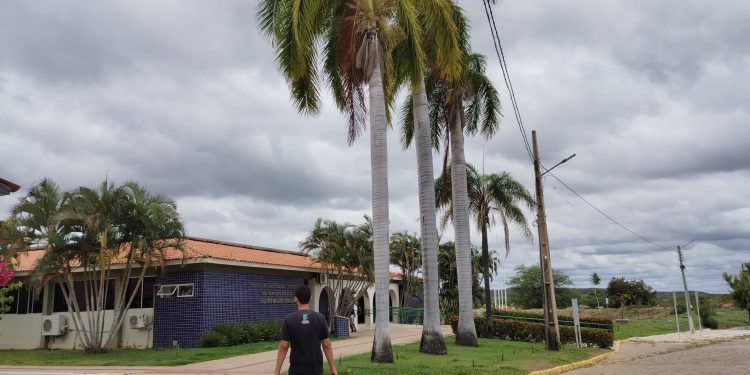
0 324 453 375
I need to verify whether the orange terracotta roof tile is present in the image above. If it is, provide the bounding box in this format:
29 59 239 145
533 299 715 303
11 237 321 273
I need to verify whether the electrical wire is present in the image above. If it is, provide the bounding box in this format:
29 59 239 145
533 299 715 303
481 0 672 253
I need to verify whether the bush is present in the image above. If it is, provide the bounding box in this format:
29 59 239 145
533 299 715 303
453 315 614 348
198 330 228 348
198 320 282 348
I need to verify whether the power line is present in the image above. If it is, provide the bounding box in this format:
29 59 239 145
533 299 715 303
546 172 672 251
481 0 672 253
481 0 534 164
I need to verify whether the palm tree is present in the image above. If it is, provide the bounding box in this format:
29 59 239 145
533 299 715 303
396 1 463 354
390 231 421 308
436 164 534 328
257 0 459 361
416 51 499 346
11 179 184 352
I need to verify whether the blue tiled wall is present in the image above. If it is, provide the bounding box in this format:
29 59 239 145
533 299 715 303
153 270 303 348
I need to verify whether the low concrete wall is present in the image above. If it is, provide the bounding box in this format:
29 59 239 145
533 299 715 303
0 309 154 350
0 314 43 349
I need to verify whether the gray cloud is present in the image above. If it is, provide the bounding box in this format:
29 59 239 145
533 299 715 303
2 0 748 293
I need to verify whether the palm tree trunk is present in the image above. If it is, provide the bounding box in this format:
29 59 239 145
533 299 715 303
481 222 492 330
450 103 478 346
413 79 447 355
368 49 394 363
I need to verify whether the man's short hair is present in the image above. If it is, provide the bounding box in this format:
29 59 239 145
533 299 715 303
295 285 312 304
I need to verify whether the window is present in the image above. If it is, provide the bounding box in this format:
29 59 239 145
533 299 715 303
156 283 194 298
156 285 177 297
177 284 194 297
125 277 156 308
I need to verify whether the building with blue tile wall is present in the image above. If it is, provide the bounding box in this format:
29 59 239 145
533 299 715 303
153 270 303 348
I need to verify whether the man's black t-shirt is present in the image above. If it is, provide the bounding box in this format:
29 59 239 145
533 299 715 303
280 309 329 375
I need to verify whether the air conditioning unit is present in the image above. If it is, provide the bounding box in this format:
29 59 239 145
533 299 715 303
317 273 328 284
41 315 67 336
128 314 147 329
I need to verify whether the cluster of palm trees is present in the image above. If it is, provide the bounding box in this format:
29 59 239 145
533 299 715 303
257 0 533 361
1 178 185 352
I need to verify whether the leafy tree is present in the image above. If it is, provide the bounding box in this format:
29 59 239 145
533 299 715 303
591 272 601 308
300 217 374 330
0 218 25 319
437 241 496 319
606 277 657 308
507 265 575 309
435 164 534 328
723 262 750 323
8 178 185 352
389 231 421 308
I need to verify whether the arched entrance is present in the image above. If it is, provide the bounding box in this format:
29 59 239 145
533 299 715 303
357 295 366 324
318 287 332 323
372 292 395 323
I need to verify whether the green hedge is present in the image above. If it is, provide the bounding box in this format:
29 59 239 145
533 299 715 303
490 309 614 331
452 315 613 349
198 320 282 348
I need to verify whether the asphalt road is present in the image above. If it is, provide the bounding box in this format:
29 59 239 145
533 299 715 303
567 337 750 375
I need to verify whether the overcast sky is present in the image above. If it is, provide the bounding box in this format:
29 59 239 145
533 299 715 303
2 1 748 293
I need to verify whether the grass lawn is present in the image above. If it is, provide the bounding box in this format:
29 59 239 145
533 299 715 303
326 339 607 375
0 340 280 366
715 308 749 329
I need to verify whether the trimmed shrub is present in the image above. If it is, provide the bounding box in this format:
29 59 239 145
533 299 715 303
198 330 228 348
198 320 283 348
490 308 613 331
452 315 614 348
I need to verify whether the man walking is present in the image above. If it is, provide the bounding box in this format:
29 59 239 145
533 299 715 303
275 285 338 375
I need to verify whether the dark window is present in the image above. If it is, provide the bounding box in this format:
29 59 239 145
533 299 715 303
53 280 116 312
141 277 155 308
123 277 156 309
16 286 43 314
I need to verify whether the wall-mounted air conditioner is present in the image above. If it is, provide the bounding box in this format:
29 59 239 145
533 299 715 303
317 273 328 284
128 314 147 329
41 315 67 336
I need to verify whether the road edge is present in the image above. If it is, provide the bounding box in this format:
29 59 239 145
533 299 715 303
528 340 623 375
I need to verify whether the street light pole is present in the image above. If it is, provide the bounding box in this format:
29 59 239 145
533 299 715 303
532 131 561 350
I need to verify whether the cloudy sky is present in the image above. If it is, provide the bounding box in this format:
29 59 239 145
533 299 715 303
2 1 748 293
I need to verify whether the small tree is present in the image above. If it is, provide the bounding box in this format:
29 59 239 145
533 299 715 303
723 262 750 323
0 218 25 319
606 277 657 309
591 272 601 308
10 179 185 352
390 231 421 308
437 241 493 319
507 264 574 309
300 217 374 329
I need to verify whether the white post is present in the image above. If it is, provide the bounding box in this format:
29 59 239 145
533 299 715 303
673 291 680 335
694 291 702 331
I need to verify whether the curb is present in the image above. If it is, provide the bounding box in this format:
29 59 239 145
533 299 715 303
528 340 624 375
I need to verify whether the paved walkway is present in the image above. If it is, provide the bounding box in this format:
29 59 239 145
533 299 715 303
0 324 453 375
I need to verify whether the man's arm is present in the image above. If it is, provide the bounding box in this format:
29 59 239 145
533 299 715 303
322 338 337 375
274 340 289 375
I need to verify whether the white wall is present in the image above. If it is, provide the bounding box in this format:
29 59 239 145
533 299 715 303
0 314 43 349
0 309 154 350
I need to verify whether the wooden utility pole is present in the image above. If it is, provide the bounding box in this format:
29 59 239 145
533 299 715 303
677 246 695 333
532 131 561 350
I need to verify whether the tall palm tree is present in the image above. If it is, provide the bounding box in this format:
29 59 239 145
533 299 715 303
436 164 534 328
417 51 500 346
396 1 463 354
258 0 455 361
